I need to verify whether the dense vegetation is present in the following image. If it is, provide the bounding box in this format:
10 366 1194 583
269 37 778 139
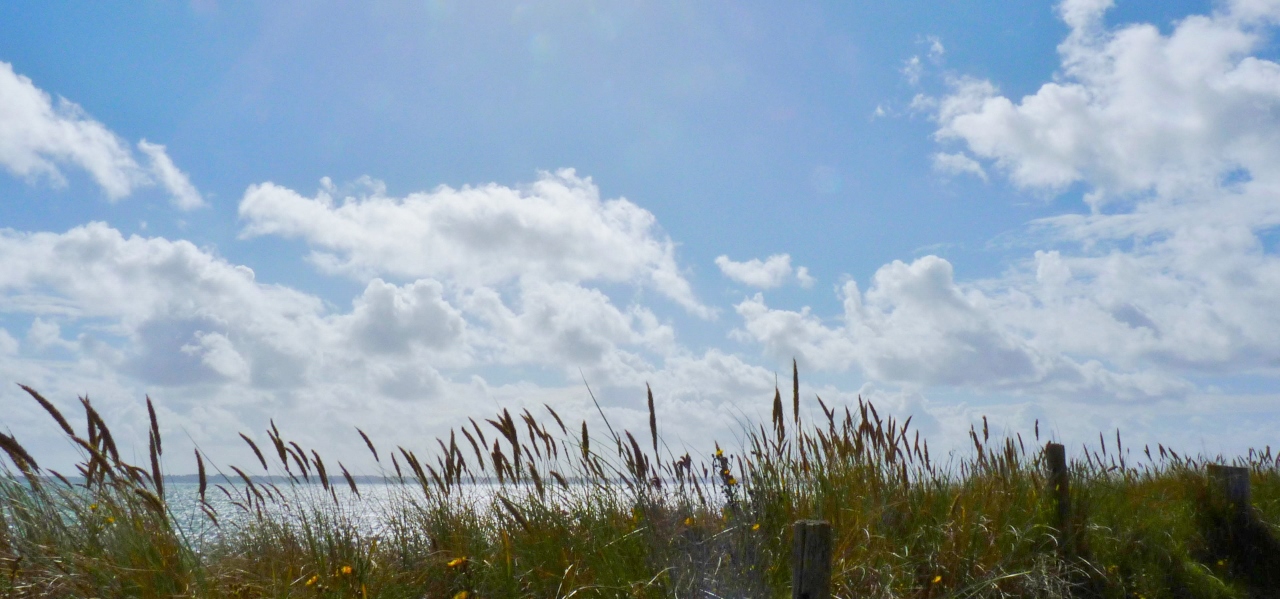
1 367 1279 598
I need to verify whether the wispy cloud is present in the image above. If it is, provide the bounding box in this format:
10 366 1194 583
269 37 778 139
0 62 204 209
715 253 814 289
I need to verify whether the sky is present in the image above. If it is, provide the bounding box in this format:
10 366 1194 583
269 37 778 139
3 0 1279 474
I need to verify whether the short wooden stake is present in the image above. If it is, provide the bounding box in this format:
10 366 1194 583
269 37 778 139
1045 443 1072 546
792 520 832 599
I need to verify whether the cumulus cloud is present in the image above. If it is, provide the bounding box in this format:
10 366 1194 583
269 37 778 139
238 169 708 316
26 318 74 353
733 256 1188 399
734 0 1280 403
338 279 467 356
180 331 252 383
1058 0 1113 31
0 62 203 209
931 0 1280 377
715 253 814 289
935 1 1280 203
460 280 677 385
0 221 760 470
795 266 816 288
0 223 681 396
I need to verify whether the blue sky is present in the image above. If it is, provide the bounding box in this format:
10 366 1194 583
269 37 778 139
2 0 1278 472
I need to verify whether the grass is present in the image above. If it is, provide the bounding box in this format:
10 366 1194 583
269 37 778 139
1 367 1279 598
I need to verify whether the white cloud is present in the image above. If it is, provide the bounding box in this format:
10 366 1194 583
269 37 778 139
926 36 946 61
26 318 75 353
733 256 1189 399
0 62 140 198
180 331 251 382
0 222 751 470
0 329 17 356
903 36 945 87
138 140 205 210
902 56 924 86
932 152 987 181
338 279 467 356
935 1 1280 203
795 266 815 288
1229 0 1280 21
238 169 710 317
0 223 668 396
1058 0 1113 31
728 0 1280 405
715 253 813 289
460 280 676 385
0 61 203 209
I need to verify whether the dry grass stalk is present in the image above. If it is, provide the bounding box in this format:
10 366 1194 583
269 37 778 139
239 433 269 472
18 384 75 438
357 427 379 463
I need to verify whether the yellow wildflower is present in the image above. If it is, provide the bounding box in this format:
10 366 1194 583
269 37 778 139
305 575 319 586
751 523 760 531
105 516 115 524
89 503 98 511
447 557 468 568
932 575 942 584
727 476 737 485
340 565 353 575
715 448 724 457
453 591 469 599
684 517 694 526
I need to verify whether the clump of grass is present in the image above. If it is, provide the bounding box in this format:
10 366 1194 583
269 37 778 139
1 366 1279 598
1 387 199 597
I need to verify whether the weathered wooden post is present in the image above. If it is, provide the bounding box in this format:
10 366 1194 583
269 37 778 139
1206 464 1250 519
792 520 832 599
1045 443 1072 548
1202 464 1269 581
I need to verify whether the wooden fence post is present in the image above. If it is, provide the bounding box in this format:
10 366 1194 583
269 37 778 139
792 520 832 599
1206 464 1250 519
1045 443 1072 548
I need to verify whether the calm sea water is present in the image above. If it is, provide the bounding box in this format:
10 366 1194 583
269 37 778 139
160 477 671 541
163 480 499 541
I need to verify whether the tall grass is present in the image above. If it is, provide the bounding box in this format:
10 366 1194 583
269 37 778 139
1 368 1278 598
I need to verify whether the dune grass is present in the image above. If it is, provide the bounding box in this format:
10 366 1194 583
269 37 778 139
1 368 1279 598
